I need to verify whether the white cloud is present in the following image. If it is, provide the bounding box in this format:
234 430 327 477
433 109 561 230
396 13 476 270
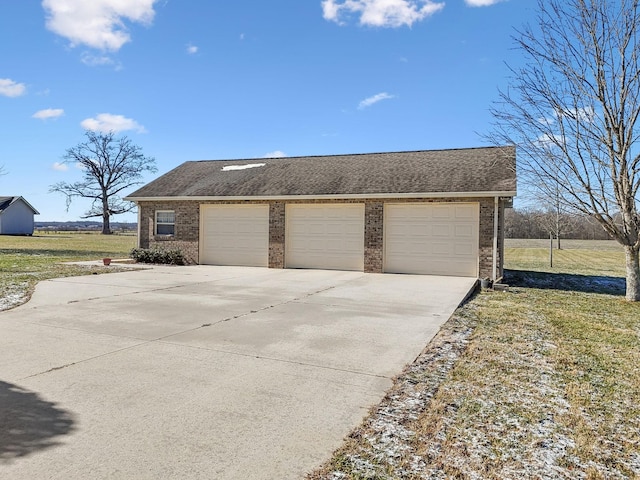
81 113 146 133
322 0 444 27
263 150 287 158
80 52 120 68
42 0 158 51
465 0 504 6
537 116 555 127
52 162 69 171
568 106 595 122
358 92 395 109
0 78 27 97
33 108 65 120
548 106 596 124
536 132 559 147
186 44 198 55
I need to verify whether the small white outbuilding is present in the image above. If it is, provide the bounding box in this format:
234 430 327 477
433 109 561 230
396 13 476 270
0 196 39 235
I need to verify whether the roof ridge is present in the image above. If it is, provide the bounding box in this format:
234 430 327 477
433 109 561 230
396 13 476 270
184 145 514 164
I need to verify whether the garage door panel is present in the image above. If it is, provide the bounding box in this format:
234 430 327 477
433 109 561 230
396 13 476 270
454 240 475 254
286 204 364 271
344 238 362 249
432 223 453 237
200 205 269 267
455 204 477 219
432 242 452 255
326 239 345 250
455 224 474 237
309 224 325 235
326 223 346 235
345 223 362 234
385 203 479 277
433 206 454 219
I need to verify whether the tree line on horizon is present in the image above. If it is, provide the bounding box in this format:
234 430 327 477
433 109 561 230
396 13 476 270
505 208 612 243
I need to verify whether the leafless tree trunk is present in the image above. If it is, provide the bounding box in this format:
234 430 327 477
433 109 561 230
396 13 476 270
102 193 111 235
536 185 575 250
488 0 640 301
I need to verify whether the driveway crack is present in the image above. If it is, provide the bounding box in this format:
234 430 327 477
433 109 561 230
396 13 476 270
156 340 392 380
188 284 343 327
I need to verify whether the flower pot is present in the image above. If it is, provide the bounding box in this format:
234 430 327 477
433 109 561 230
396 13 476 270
103 258 112 266
480 277 493 289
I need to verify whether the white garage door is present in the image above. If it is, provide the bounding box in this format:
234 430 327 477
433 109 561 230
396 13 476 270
384 203 479 277
200 204 269 267
286 204 365 271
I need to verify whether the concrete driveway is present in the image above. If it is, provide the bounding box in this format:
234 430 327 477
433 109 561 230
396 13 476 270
0 266 476 479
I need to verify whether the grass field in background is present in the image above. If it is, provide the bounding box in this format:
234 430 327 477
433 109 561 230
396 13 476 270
505 238 626 278
0 232 137 310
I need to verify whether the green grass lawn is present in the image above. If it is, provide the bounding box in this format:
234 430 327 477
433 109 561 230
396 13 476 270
0 232 137 310
310 239 640 479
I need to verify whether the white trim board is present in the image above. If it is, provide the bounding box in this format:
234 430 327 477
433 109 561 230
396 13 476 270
126 191 516 202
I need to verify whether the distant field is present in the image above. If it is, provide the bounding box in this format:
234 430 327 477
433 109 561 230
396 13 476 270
505 238 626 278
506 238 623 251
0 232 137 257
0 232 137 310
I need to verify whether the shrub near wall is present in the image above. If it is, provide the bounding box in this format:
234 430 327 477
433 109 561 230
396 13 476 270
130 247 185 265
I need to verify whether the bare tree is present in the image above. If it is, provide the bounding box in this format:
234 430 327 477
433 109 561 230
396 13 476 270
50 131 157 234
488 0 640 301
536 184 576 250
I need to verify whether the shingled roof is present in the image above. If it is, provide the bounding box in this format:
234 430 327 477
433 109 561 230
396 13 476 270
126 146 516 200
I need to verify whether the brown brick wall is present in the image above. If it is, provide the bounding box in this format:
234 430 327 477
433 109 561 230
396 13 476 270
364 201 384 273
148 239 199 264
478 198 495 280
139 201 200 264
136 196 508 278
269 202 285 268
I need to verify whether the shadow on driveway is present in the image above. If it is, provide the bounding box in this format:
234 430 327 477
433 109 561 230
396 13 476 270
0 381 75 463
504 269 626 296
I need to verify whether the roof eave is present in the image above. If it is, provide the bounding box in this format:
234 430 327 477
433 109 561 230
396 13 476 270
1 196 40 215
125 191 517 202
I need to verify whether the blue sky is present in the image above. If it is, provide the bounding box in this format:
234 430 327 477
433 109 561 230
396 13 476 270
1 0 533 222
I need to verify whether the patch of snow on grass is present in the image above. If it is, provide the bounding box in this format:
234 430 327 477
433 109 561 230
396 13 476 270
317 321 474 480
0 281 29 311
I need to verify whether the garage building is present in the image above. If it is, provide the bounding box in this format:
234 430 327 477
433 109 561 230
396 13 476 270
126 146 516 280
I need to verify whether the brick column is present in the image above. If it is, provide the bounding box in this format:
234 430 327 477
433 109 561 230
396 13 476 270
364 201 384 273
136 204 150 248
478 198 494 279
269 202 285 268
